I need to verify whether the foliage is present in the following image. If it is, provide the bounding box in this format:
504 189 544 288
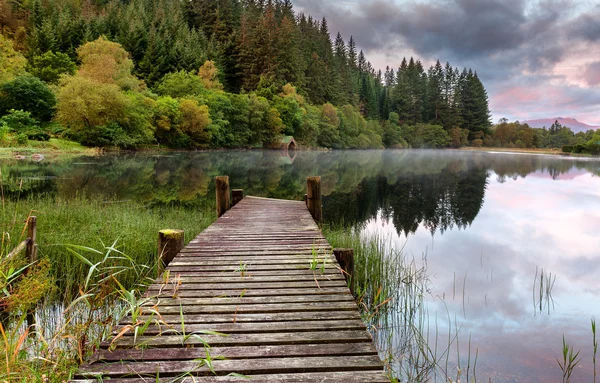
179 98 211 147
0 0 496 150
56 76 128 132
0 109 39 133
154 70 206 98
0 75 56 121
27 51 77 84
0 34 26 84
76 37 141 91
405 124 451 149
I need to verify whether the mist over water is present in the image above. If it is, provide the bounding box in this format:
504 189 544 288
3 149 600 382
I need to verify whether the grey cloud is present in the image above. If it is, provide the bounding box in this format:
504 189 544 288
292 0 600 122
567 4 600 42
583 61 600 86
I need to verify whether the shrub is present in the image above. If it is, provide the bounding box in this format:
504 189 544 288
0 109 39 132
472 139 483 147
0 75 57 121
562 145 573 153
16 133 28 145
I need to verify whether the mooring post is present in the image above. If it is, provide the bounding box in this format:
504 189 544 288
157 229 184 276
232 189 244 206
306 176 322 223
215 176 231 218
26 216 37 264
334 248 355 296
25 216 37 328
303 194 308 207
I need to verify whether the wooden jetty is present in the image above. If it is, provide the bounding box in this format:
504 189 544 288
72 177 389 382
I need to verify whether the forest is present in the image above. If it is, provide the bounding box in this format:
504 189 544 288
0 0 597 152
0 0 497 150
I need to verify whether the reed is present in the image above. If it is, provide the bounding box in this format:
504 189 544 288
324 226 478 382
1 195 212 301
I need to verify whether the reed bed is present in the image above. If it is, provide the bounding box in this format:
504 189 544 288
325 225 479 382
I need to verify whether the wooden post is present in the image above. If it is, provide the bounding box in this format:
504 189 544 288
26 216 37 328
232 189 244 206
215 176 231 218
26 216 37 264
303 194 308 207
306 176 322 223
334 248 355 296
157 229 184 276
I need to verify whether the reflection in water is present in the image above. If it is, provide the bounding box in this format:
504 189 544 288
3 149 600 382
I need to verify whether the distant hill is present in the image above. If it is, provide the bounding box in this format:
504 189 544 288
523 118 600 133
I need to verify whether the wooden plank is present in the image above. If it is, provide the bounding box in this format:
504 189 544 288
76 355 384 377
90 342 378 362
114 319 367 336
129 301 359 315
146 281 348 290
105 330 374 348
142 294 354 307
126 311 363 325
145 287 351 298
72 371 390 382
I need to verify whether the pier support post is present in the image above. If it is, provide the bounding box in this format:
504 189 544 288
334 248 355 296
215 176 231 218
157 229 184 276
306 176 322 223
232 189 244 206
26 216 37 264
25 216 37 328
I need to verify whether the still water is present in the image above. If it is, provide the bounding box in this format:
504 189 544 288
3 149 600 382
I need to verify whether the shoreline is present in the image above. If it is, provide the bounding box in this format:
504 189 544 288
1 145 595 160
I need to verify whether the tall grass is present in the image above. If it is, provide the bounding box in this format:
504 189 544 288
1 195 213 301
0 192 214 380
324 226 475 382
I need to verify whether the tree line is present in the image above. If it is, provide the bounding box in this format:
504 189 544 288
1 0 497 149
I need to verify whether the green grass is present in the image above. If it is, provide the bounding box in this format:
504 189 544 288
0 137 98 158
1 195 213 301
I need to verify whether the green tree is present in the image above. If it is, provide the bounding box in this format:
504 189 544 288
0 34 26 83
0 75 56 121
154 71 206 98
27 51 77 84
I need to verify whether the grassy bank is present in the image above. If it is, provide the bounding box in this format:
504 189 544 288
1 196 214 301
0 195 214 381
0 138 99 159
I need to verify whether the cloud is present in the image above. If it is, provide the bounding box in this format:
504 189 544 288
292 0 600 125
582 61 600 86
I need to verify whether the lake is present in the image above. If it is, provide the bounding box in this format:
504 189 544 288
3 149 600 382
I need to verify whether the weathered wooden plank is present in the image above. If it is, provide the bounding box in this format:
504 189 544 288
165 264 339 272
105 330 374 348
146 280 348 291
171 275 344 284
142 294 354 307
115 319 367 336
89 342 378 362
145 287 351 298
72 371 390 382
169 259 334 266
73 371 389 383
127 311 362 325
159 269 341 277
77 355 384 378
129 301 359 315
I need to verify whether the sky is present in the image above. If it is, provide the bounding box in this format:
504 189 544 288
292 0 600 126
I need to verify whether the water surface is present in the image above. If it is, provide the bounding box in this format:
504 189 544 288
3 149 599 382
